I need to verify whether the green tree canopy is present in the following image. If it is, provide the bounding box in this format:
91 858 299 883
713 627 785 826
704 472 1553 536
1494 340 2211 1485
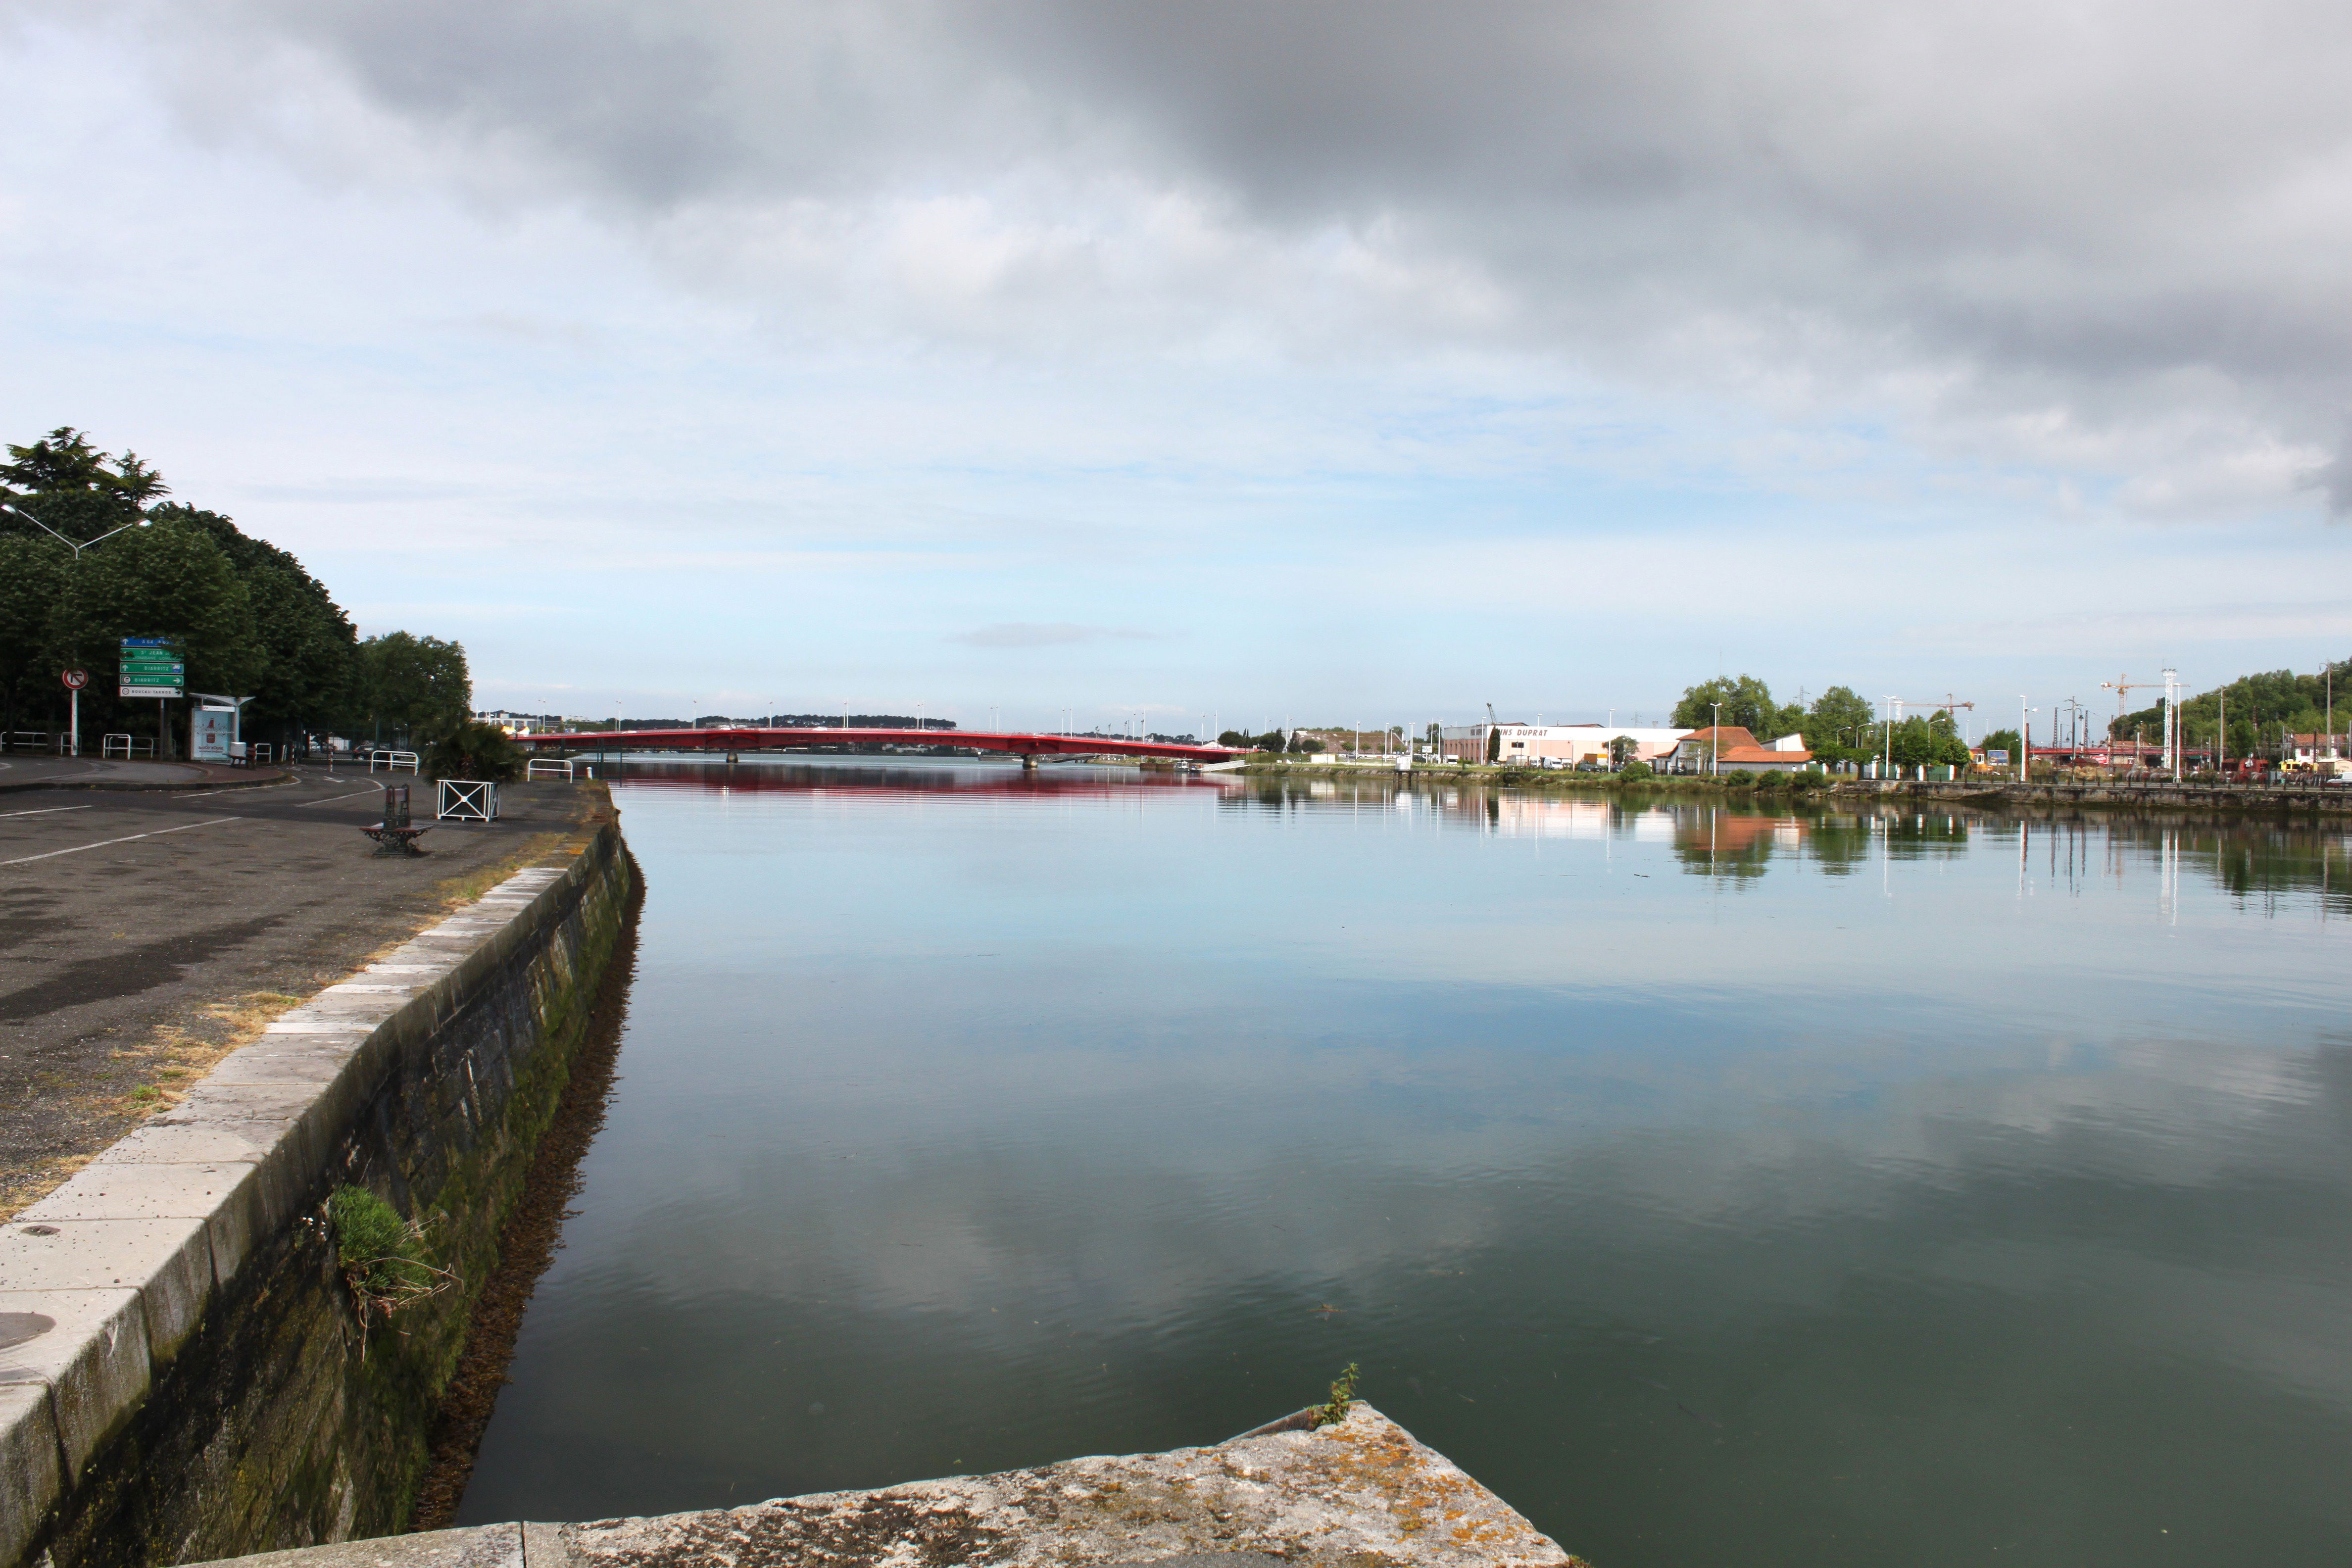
148 503 357 734
356 632 471 742
1673 675 1808 739
2112 659 2349 751
0 426 167 546
54 513 264 699
1 428 381 745
1802 686 1877 760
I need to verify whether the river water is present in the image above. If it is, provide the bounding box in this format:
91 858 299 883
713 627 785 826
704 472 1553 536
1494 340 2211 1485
457 761 2352 1566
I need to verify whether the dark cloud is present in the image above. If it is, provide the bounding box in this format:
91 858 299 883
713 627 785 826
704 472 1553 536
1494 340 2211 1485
151 0 2352 510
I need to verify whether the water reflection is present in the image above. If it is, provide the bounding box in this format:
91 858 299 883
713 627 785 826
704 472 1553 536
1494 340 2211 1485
461 760 2352 1567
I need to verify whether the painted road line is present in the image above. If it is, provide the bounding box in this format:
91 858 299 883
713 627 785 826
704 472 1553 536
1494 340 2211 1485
0 805 98 819
0 816 244 867
294 788 385 807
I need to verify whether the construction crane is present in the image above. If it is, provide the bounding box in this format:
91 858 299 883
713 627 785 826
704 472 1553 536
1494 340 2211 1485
2099 674 2158 725
1886 696 1976 726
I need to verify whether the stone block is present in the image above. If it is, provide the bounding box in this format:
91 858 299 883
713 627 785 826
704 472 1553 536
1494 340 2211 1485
197 1523 522 1568
0 1288 149 1483
0 1216 214 1363
17 1156 273 1299
0 1379 62 1568
99 1123 314 1272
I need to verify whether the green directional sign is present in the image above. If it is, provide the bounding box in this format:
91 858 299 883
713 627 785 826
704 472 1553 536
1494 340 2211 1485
119 637 184 698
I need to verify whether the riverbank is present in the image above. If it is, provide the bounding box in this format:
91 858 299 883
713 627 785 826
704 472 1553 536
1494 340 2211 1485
0 777 638 1568
0 772 606 1221
1237 759 2352 815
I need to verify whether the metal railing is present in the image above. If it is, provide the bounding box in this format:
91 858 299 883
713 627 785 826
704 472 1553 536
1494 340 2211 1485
525 759 576 781
99 734 157 760
367 750 420 774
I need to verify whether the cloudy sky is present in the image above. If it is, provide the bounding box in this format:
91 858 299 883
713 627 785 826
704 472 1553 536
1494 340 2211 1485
3 0 2347 732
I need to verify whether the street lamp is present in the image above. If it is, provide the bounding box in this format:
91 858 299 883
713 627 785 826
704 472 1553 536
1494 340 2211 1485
7 501 155 756
2 500 150 559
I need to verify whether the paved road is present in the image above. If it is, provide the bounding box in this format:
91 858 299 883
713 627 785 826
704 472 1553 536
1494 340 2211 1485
0 767 603 1217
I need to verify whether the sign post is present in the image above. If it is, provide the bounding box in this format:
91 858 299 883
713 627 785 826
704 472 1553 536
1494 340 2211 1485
60 669 88 757
119 637 185 759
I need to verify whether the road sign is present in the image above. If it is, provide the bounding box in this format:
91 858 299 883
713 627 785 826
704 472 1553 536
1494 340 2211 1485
61 669 87 690
119 636 184 699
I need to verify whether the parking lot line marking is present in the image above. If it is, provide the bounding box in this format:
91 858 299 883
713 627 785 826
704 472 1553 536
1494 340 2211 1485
0 805 97 819
0 816 244 867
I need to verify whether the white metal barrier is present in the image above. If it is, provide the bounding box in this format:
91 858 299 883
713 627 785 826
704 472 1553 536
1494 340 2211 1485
368 750 420 774
525 759 576 781
5 732 47 754
436 779 499 822
98 734 158 760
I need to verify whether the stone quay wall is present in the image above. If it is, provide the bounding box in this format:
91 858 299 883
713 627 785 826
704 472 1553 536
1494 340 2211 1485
0 822 637 1568
182 1404 1582 1568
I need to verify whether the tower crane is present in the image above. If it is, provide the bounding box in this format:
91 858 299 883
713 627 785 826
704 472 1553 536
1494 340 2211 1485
1886 696 1976 725
2099 674 2158 728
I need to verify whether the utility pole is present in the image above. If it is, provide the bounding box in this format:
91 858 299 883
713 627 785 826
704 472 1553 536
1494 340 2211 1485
1712 702 1722 776
2161 668 2179 782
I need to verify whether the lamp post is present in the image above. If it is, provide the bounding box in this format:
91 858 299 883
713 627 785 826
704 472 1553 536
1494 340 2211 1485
2019 697 2037 783
1 500 150 560
9 501 155 754
1711 701 1721 776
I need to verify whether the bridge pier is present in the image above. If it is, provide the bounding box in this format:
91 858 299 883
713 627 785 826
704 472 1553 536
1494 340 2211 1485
1021 754 1039 772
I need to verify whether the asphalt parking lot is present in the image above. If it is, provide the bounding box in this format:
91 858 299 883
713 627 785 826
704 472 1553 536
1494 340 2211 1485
0 763 604 1217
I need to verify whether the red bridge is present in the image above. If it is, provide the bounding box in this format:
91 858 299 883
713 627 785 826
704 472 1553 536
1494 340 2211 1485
512 726 1244 769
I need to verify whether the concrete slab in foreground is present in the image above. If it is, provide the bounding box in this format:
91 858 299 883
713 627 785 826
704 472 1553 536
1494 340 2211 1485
193 1405 1581 1568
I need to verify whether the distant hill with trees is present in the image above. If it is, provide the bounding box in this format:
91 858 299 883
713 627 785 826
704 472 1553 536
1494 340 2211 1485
0 427 471 752
2109 659 2348 756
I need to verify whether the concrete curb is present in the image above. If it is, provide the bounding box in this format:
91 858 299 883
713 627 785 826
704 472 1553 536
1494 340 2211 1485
0 837 610 1568
0 767 294 797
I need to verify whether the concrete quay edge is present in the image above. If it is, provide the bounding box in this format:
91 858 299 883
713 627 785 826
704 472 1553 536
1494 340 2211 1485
174 1405 1580 1568
0 837 604 1568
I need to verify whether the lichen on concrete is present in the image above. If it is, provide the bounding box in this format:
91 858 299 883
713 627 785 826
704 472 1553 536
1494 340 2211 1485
553 1405 1580 1568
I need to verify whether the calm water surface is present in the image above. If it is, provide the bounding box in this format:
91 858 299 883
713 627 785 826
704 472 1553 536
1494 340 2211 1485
459 761 2352 1566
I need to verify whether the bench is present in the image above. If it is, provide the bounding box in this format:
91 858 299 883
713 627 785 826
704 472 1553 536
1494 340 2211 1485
361 785 431 856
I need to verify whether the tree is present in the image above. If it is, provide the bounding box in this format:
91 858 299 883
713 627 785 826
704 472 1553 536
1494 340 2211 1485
149 504 357 741
0 427 167 548
1486 724 1501 762
0 537 67 732
1803 686 1877 762
355 633 471 744
424 719 522 783
1980 728 2021 758
52 514 264 731
4 428 383 749
1672 674 1790 737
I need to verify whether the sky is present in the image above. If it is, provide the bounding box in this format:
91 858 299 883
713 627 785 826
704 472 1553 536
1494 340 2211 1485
2 0 2347 735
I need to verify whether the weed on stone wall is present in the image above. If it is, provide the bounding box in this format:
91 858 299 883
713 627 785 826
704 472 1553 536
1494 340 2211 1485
1316 1363 1361 1429
328 1185 457 1336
